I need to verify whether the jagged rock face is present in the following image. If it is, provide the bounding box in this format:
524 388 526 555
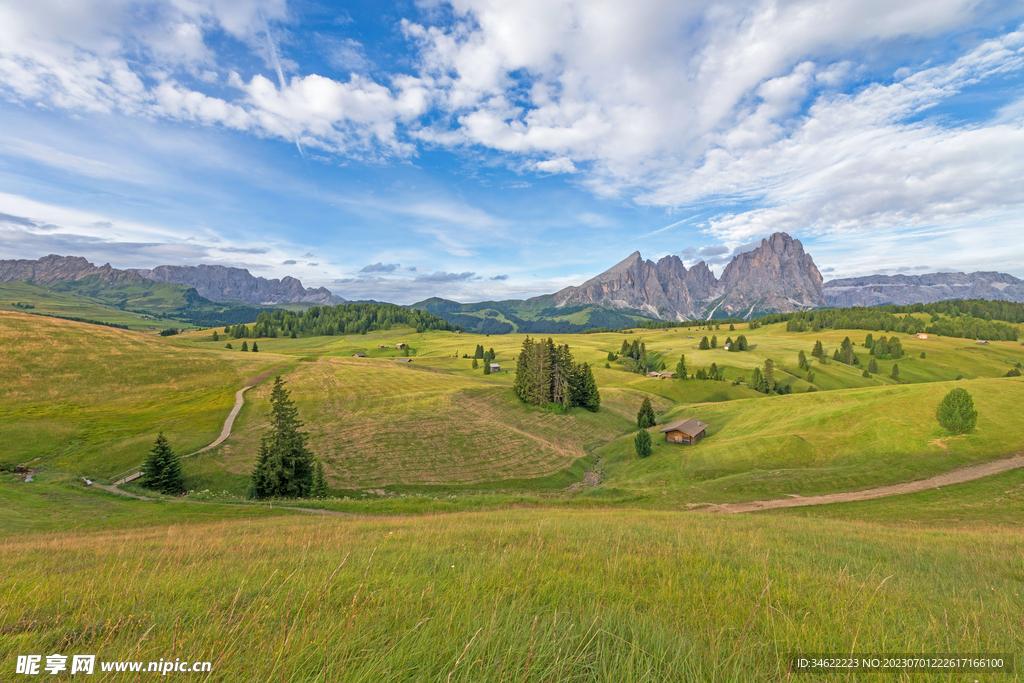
552 232 825 319
0 254 107 283
715 232 825 314
824 272 1024 306
553 252 700 320
684 261 716 301
655 255 696 318
133 264 345 306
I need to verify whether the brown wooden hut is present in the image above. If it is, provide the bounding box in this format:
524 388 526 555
659 418 708 445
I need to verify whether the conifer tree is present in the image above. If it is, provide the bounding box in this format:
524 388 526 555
312 461 328 499
252 342 259 352
868 358 878 373
710 335 718 348
735 335 748 351
621 339 630 355
811 340 824 359
891 363 900 380
637 397 656 429
729 324 735 331
248 377 316 499
832 349 840 361
699 336 710 350
225 343 233 349
484 359 491 374
241 341 248 352
798 350 807 369
806 369 814 384
212 331 219 341
513 336 533 402
472 358 479 369
763 359 775 391
607 351 617 361
864 333 874 349
291 330 297 339
675 354 687 379
634 428 652 458
141 433 183 495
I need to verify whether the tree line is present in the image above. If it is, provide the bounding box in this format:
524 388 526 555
769 303 1018 341
224 303 460 339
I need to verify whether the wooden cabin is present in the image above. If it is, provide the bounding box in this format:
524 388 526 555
396 342 407 349
352 352 367 357
490 363 500 372
659 418 709 445
915 333 928 339
395 358 412 363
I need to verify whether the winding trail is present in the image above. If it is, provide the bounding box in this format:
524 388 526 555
183 386 250 457
700 453 1024 514
107 364 289 486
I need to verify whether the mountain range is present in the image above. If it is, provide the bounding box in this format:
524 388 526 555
0 255 344 306
4 233 1024 334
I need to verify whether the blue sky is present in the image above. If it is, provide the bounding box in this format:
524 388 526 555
1 0 1023 304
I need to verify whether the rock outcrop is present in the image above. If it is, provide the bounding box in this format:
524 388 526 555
131 264 345 306
714 232 825 315
0 254 111 283
823 272 1024 307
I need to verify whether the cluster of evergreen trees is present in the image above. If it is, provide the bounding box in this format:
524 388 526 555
470 344 498 373
746 359 791 394
226 303 459 340
618 338 664 374
513 337 600 411
864 333 904 359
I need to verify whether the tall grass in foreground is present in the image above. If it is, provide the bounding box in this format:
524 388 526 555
2 509 1021 681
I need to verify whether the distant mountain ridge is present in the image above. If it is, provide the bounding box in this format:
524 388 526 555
823 272 1024 307
130 264 345 306
0 255 344 306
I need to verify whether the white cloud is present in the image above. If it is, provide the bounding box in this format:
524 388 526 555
535 157 576 174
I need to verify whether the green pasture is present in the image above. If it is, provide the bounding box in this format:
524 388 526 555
1 479 1021 682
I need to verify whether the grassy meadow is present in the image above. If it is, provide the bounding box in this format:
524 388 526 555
3 309 1023 681
0 281 204 333
2 477 1022 682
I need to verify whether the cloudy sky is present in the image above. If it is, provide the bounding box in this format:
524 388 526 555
1 0 1023 303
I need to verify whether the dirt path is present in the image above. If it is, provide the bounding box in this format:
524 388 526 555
701 453 1024 514
105 364 290 485
182 386 250 457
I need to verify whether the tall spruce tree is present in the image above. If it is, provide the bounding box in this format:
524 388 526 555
699 336 710 350
248 377 316 499
141 433 183 495
637 397 656 429
676 354 687 379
